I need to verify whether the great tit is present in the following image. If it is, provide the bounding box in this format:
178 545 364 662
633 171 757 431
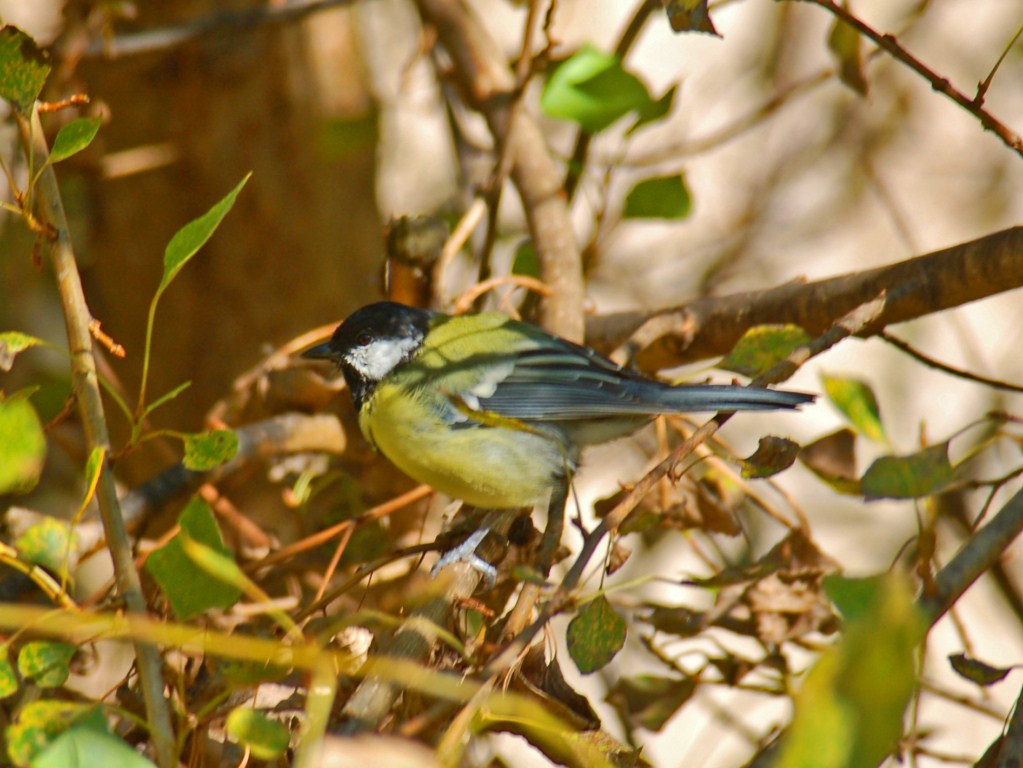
302 302 813 513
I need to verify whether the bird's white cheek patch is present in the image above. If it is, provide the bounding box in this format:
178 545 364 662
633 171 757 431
347 337 421 380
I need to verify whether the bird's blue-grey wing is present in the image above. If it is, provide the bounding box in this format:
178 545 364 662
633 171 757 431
471 342 812 420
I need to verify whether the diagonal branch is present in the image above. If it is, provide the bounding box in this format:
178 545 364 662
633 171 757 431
415 0 585 341
588 225 1023 371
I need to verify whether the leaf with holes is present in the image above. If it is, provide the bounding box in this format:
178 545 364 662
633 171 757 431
567 595 627 674
0 26 51 114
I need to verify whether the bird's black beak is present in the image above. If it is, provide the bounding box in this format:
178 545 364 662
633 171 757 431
301 342 336 361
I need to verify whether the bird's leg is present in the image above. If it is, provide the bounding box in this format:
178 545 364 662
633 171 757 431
430 509 518 588
535 477 569 577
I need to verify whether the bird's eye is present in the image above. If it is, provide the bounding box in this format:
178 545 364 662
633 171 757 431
356 332 372 347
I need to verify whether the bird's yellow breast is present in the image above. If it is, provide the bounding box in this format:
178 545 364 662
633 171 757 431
359 380 568 509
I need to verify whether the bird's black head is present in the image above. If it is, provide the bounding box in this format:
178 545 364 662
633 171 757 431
303 302 433 409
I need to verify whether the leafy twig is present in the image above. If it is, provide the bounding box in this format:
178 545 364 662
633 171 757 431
793 0 1023 157
14 107 178 768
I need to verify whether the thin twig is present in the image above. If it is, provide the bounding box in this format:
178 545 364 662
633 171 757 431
794 0 1023 156
879 331 1023 394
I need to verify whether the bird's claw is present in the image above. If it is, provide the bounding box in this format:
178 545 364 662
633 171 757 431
431 527 497 588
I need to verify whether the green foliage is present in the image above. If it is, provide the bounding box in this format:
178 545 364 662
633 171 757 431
4 701 103 767
512 241 540 278
606 674 696 731
541 44 667 133
821 374 887 443
861 442 955 500
15 516 76 577
740 436 800 478
0 645 17 699
47 117 101 165
664 0 719 35
567 595 627 674
0 331 47 371
17 641 75 688
145 498 242 619
225 707 290 760
948 652 1014 687
183 429 239 471
777 574 924 768
0 390 46 494
33 726 157 768
137 173 251 430
721 324 810 377
827 15 869 95
623 174 692 220
0 25 51 114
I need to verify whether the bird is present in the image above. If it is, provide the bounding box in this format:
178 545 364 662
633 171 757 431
303 301 812 573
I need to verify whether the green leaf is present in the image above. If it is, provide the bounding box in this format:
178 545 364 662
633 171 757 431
799 428 861 495
182 429 239 471
948 653 1014 687
0 390 47 495
664 0 719 35
159 173 251 295
17 641 75 688
567 595 627 674
4 701 102 768
145 498 241 619
827 13 869 96
511 241 540 278
47 117 101 165
0 646 17 699
0 332 47 371
606 675 696 731
541 44 654 133
821 374 886 443
740 436 800 479
225 708 290 760
140 380 192 420
15 517 76 577
629 84 677 135
721 324 810 377
861 442 955 500
777 574 924 768
623 174 692 220
0 26 51 114
33 727 156 768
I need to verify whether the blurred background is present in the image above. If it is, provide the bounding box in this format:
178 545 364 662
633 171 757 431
2 0 1023 765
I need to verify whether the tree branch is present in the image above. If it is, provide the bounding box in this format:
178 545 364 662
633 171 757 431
587 225 1023 370
415 0 585 340
16 109 177 768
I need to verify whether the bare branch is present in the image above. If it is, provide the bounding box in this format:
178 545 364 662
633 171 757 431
588 226 1023 370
